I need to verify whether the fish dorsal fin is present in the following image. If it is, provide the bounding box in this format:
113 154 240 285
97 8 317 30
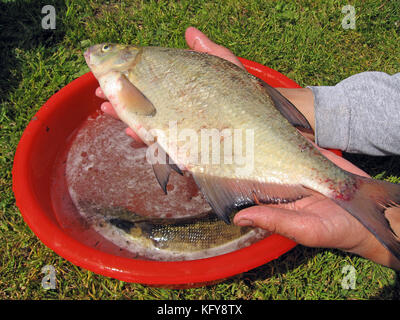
192 173 310 224
253 76 312 130
99 72 156 117
147 143 183 194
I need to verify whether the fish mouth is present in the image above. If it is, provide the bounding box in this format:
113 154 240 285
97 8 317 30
84 47 91 65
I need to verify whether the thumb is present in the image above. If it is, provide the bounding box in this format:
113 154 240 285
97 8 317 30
233 206 310 243
184 27 244 69
185 26 215 53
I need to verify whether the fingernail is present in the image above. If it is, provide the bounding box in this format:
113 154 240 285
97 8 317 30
236 218 254 227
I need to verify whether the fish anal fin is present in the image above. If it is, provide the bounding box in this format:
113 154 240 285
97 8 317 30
147 143 183 194
192 173 310 224
166 153 183 176
152 163 172 195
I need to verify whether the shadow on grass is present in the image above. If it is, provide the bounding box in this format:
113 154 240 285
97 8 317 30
371 271 400 300
343 153 400 180
228 244 400 299
226 245 323 285
0 0 67 99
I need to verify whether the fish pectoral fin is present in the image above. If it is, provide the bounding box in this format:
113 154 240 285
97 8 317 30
147 142 183 194
192 173 310 224
152 163 172 195
101 72 156 117
109 218 135 233
166 154 184 176
255 77 312 131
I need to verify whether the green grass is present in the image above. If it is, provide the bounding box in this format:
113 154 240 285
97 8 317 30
1 0 400 300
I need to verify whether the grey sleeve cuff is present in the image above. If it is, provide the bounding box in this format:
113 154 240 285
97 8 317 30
308 85 352 152
307 72 400 156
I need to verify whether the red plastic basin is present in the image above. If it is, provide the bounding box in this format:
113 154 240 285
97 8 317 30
12 57 338 287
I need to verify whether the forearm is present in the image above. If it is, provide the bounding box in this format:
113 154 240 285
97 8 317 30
277 87 316 141
277 87 316 132
278 72 400 156
310 72 400 155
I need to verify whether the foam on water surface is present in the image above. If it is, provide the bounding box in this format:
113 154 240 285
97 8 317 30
65 112 211 220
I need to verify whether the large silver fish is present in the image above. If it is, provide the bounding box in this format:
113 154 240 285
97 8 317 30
84 43 400 261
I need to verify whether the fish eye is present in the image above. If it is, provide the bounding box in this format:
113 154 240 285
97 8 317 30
102 44 110 52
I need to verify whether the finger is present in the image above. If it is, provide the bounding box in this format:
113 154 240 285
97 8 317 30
185 27 219 52
297 131 370 178
185 27 244 69
385 207 400 236
233 206 321 246
100 101 145 144
234 205 302 235
125 127 146 146
95 87 107 99
100 102 119 119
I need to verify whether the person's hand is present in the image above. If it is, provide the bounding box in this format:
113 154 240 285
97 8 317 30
234 145 400 269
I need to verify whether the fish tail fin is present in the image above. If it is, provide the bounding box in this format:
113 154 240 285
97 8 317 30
332 174 400 261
